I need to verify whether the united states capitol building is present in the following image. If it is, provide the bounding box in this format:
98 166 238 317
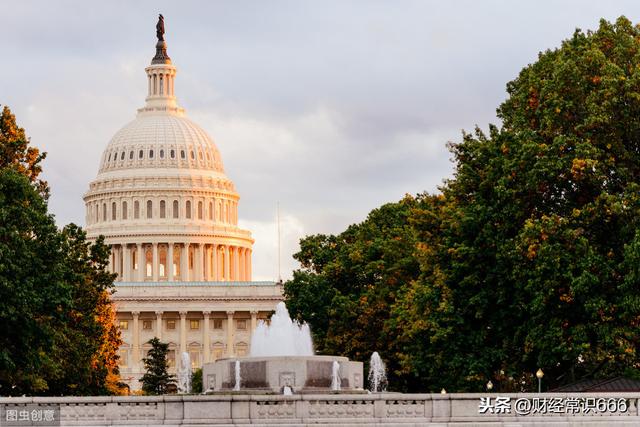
83 21 282 390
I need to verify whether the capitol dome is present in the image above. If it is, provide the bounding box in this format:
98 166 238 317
84 28 253 283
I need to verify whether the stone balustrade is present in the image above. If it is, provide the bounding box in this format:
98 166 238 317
1 393 639 426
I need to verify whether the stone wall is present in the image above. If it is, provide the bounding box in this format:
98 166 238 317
1 393 639 426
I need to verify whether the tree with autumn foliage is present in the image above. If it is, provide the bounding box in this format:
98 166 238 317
0 105 124 395
286 16 640 393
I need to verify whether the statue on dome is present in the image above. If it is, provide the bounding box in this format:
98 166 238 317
156 14 165 41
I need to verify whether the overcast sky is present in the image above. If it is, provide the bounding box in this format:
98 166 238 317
2 1 640 280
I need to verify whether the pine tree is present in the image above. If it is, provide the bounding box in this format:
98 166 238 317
140 338 176 395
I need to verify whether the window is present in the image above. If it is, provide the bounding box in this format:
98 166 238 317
209 202 213 220
190 319 200 330
120 151 125 160
111 202 117 220
103 203 107 221
167 349 175 368
166 319 176 330
160 200 166 218
189 351 200 369
180 150 186 159
113 153 117 162
236 319 247 330
159 75 164 95
143 320 153 330
118 349 128 367
190 150 195 159
129 151 133 159
186 201 191 219
149 149 154 158
170 149 175 158
119 320 129 330
235 343 248 357
160 149 164 158
198 201 203 219
147 200 152 219
139 150 143 159
213 319 223 329
173 200 179 219
108 153 111 161
122 201 128 220
134 201 140 219
198 150 203 160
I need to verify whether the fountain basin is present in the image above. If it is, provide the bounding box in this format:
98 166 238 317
202 355 363 393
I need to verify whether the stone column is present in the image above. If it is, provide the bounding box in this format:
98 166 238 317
248 249 252 281
132 311 140 371
179 311 187 356
226 310 234 357
224 245 230 281
181 243 189 281
250 310 258 331
195 243 203 281
155 311 163 340
137 243 144 281
234 247 240 282
114 246 121 279
167 243 174 282
152 243 159 281
203 311 211 363
123 244 130 281
212 244 218 281
239 248 245 281
204 245 210 281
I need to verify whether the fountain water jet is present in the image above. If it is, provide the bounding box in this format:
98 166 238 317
177 352 192 394
368 352 387 392
330 361 341 391
233 360 241 391
250 302 313 356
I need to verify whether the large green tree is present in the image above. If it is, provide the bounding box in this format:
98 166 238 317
285 196 435 391
399 16 640 392
0 105 123 395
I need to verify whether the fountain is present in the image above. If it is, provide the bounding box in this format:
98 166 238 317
368 352 387 392
202 302 363 393
233 360 241 391
177 352 192 394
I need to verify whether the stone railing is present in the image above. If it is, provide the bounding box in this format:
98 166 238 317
0 393 638 426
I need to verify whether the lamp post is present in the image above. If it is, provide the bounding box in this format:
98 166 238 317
536 369 544 393
486 380 493 392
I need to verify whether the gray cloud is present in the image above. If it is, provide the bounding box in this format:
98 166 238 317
2 0 640 279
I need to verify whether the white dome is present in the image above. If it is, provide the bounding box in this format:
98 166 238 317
98 114 225 174
83 36 253 283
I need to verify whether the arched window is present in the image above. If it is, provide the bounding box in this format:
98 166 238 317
129 151 133 160
145 247 153 278
170 149 175 159
190 150 195 159
217 201 222 221
159 246 167 277
149 149 154 159
209 201 213 220
139 150 144 159
147 200 153 219
95 203 99 223
224 202 229 223
153 75 157 95
159 75 164 95
173 200 179 218
198 201 203 220
122 201 128 220
120 151 125 160
160 200 166 218
134 201 140 219
102 203 107 221
181 150 186 159
186 201 192 219
113 153 117 163
160 149 164 159
111 202 117 220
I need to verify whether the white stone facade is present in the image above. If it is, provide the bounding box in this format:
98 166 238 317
83 34 282 390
